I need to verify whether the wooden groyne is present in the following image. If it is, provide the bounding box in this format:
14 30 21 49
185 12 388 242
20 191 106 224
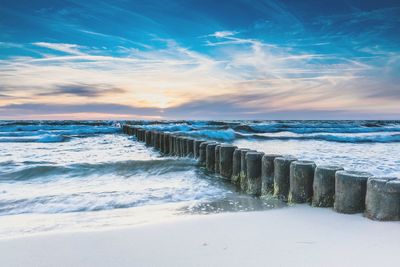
122 125 400 221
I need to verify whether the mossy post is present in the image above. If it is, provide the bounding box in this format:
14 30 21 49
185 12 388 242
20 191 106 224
365 177 400 221
273 156 297 202
261 154 282 195
215 145 221 174
206 143 218 172
246 152 264 196
240 150 255 192
289 160 316 203
334 170 372 214
219 144 237 179
312 165 344 207
232 148 248 185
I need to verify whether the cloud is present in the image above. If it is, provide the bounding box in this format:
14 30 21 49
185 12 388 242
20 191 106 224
32 42 86 55
0 102 161 117
209 31 238 38
1 92 398 120
1 0 400 119
36 83 126 97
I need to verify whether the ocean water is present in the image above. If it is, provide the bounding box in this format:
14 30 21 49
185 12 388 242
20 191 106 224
0 120 399 238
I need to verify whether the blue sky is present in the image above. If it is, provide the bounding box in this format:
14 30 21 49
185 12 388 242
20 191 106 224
0 0 399 119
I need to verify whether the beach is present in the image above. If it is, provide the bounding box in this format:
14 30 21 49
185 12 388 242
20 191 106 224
2 0 400 265
1 204 399 267
1 120 399 266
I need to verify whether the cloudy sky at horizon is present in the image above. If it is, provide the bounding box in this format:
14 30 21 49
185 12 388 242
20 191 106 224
1 0 400 120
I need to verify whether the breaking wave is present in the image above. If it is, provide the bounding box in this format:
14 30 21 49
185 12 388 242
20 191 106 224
127 120 400 143
0 121 120 143
0 159 196 181
247 133 400 143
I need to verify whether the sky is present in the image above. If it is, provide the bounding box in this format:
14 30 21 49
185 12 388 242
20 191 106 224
0 0 400 120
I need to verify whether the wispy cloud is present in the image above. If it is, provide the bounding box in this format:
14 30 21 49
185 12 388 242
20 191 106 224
32 42 87 55
36 83 126 97
0 0 399 119
208 31 238 38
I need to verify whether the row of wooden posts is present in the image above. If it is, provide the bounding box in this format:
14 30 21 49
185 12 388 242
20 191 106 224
122 125 400 221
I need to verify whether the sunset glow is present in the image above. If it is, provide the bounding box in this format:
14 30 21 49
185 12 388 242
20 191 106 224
1 0 399 119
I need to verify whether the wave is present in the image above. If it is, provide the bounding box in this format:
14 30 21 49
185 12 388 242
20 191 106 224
0 121 120 143
140 124 194 132
126 120 400 137
0 120 116 127
0 125 120 134
0 134 68 143
0 159 196 181
246 133 400 143
184 129 237 141
233 121 400 134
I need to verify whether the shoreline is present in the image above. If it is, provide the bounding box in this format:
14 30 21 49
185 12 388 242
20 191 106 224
1 205 398 267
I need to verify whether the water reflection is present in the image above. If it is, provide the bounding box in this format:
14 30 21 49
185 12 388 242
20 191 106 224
181 194 286 215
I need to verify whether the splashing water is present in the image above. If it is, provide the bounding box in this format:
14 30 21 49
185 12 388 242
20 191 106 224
0 120 399 238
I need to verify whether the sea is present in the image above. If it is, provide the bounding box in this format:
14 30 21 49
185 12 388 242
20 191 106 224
1 120 399 238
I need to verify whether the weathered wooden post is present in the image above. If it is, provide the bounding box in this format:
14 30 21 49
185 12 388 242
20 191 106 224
215 144 221 174
206 143 218 172
194 140 205 158
150 131 156 147
365 177 400 221
240 149 256 192
174 136 181 156
169 135 175 155
289 160 316 203
180 137 187 157
138 129 145 142
145 131 152 146
312 165 344 207
187 138 194 157
163 133 170 155
334 170 372 214
159 133 165 153
199 141 213 166
273 156 297 201
232 148 248 185
219 144 237 179
261 154 282 195
246 152 264 196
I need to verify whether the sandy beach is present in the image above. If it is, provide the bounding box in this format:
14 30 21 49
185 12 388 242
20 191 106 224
1 205 398 267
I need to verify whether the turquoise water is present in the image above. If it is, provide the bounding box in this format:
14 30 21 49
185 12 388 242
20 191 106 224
0 120 399 238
